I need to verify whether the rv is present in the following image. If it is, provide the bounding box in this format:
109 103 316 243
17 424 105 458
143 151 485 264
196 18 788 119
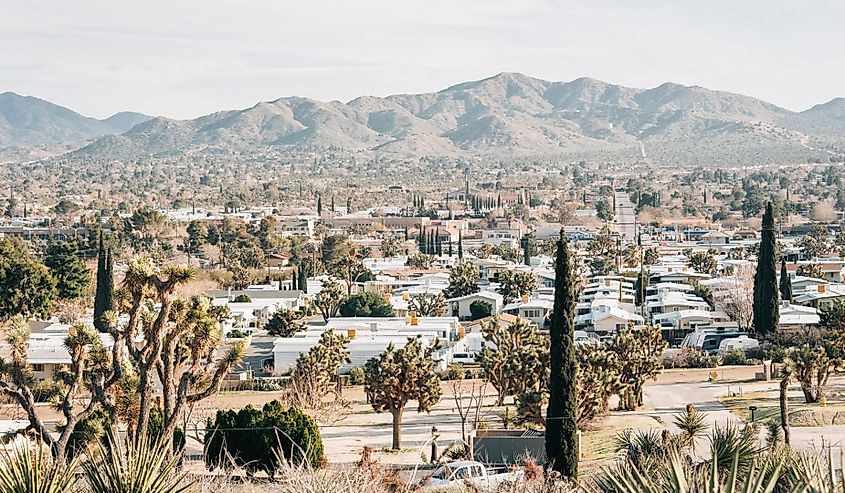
680 327 750 354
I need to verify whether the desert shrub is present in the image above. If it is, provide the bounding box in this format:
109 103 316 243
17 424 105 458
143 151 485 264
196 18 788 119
227 329 248 339
721 348 754 366
232 294 252 303
32 380 63 403
204 400 324 476
666 349 721 368
348 367 366 386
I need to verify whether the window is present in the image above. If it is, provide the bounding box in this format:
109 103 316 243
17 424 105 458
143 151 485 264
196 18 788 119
31 364 44 372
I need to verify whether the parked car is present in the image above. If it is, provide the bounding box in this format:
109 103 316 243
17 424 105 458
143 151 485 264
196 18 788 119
421 461 521 491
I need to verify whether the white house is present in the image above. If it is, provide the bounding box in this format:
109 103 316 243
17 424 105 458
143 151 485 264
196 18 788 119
446 291 504 320
271 316 462 373
501 295 554 328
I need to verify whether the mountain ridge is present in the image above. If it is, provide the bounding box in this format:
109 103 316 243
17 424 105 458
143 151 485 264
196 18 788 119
4 74 845 165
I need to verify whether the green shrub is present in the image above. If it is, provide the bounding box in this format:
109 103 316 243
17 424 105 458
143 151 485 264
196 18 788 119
446 363 465 380
684 350 721 368
720 348 750 366
32 380 63 403
204 400 324 476
339 292 395 317
227 329 247 338
469 300 492 320
232 294 252 303
348 367 366 386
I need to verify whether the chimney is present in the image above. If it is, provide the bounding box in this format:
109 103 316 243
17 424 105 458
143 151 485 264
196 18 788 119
819 284 826 293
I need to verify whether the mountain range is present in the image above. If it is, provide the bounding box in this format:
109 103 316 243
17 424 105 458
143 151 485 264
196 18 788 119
3 73 845 165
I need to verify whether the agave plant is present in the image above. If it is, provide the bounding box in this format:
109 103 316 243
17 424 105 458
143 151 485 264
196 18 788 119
84 432 191 493
0 440 78 493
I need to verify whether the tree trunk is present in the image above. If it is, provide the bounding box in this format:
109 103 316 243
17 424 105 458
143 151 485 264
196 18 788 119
391 407 404 450
780 377 790 445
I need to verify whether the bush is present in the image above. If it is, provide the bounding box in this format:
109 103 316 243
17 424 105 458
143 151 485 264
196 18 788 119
721 348 751 366
32 380 63 403
348 367 366 386
240 378 286 392
204 400 324 476
469 300 492 320
684 350 721 368
232 294 252 303
226 329 247 338
339 292 395 318
665 349 721 369
446 363 465 380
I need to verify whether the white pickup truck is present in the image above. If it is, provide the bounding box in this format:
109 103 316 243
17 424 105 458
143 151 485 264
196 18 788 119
421 460 521 490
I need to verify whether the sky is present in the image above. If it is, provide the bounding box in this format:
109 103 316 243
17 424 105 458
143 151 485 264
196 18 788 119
2 0 843 119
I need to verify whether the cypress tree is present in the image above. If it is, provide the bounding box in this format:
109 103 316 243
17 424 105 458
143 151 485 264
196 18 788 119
753 202 779 336
403 227 409 242
435 230 442 256
331 195 335 212
93 235 114 333
448 241 453 257
780 258 792 302
298 262 308 293
317 196 323 216
418 226 426 253
291 270 297 291
545 230 578 478
458 231 463 260
523 237 531 266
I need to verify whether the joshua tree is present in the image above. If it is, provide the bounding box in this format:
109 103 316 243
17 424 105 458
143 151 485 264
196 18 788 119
364 337 441 450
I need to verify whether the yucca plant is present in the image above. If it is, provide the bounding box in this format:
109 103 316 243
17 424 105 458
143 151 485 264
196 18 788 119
673 404 708 455
83 432 191 493
0 440 78 493
590 449 783 493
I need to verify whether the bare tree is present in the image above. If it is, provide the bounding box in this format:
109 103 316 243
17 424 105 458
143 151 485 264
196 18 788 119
449 378 493 447
714 264 755 330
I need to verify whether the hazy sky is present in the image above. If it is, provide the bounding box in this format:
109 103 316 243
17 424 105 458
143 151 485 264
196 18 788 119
2 0 843 119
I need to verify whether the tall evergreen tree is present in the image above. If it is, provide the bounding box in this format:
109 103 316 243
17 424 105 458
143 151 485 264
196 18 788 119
331 195 335 212
523 237 531 266
448 241 453 257
753 202 779 336
780 258 792 302
458 231 463 260
545 231 578 478
317 195 322 216
93 234 114 333
435 230 442 257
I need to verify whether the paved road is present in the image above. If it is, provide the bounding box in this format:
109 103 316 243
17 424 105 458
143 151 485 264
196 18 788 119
643 377 845 453
614 190 637 243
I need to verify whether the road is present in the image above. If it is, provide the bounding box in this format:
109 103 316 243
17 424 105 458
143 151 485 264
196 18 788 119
614 190 637 242
643 373 845 454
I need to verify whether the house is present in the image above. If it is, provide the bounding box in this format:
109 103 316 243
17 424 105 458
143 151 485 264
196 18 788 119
479 229 522 248
206 289 306 327
446 291 505 320
501 295 554 328
276 216 317 236
778 302 820 330
793 283 845 311
272 317 462 373
699 231 731 246
267 252 292 269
